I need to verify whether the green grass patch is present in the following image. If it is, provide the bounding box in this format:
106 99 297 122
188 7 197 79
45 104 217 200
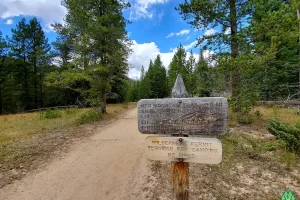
39 109 62 119
76 108 103 125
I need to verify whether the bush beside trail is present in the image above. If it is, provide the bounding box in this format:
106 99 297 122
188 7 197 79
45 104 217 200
267 118 300 153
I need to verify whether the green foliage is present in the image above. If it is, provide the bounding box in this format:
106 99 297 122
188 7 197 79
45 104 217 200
193 50 215 97
64 108 79 115
279 151 297 167
148 55 168 98
76 108 102 125
238 114 254 125
262 140 286 152
168 44 190 94
47 0 132 112
39 109 62 119
6 18 51 112
126 55 169 102
281 189 297 200
267 118 300 153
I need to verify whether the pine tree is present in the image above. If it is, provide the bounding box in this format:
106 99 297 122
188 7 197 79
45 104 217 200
186 50 196 94
168 44 187 92
0 31 7 114
10 18 32 110
194 50 213 97
249 0 299 100
27 17 51 108
51 23 73 68
176 0 251 101
46 0 132 112
139 66 151 99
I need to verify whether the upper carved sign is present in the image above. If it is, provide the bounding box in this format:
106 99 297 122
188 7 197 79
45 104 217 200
137 97 228 135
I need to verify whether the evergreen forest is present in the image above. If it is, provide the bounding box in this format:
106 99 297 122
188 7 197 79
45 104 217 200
0 0 299 114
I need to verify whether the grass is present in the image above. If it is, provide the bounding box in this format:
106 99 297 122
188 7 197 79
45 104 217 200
149 106 300 199
0 103 136 180
228 105 300 165
229 106 300 129
0 108 88 145
0 103 136 146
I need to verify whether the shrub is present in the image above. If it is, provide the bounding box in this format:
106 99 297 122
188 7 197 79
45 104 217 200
262 140 286 152
238 114 254 125
39 109 62 119
279 151 296 167
76 108 102 125
65 107 79 115
266 118 300 153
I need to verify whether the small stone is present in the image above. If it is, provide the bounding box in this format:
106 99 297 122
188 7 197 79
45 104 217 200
19 165 24 169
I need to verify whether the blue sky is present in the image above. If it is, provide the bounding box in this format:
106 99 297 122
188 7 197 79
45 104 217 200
0 0 216 79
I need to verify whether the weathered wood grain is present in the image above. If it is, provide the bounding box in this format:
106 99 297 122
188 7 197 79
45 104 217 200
172 162 189 200
145 136 222 164
138 97 228 135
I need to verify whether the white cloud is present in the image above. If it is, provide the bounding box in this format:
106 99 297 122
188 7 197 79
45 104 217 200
128 40 214 79
129 0 168 20
166 33 174 38
0 0 67 31
183 40 198 51
224 27 231 35
6 19 13 24
166 29 190 38
157 11 164 21
204 28 216 36
128 40 173 78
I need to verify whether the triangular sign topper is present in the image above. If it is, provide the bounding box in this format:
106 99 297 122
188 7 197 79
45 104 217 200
172 74 188 98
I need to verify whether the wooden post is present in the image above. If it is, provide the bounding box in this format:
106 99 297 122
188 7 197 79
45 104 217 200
171 74 189 200
172 162 189 200
297 8 300 98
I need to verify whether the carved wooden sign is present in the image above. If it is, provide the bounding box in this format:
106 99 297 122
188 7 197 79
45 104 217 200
138 97 228 135
145 136 222 164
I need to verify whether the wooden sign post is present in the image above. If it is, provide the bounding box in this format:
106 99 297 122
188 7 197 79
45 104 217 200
138 74 228 200
172 74 190 200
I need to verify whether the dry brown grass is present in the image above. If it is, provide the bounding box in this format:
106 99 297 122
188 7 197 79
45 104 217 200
229 105 300 130
0 108 89 144
0 103 136 145
253 106 300 125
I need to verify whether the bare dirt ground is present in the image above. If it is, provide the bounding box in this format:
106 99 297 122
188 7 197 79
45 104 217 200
0 107 299 200
0 108 156 200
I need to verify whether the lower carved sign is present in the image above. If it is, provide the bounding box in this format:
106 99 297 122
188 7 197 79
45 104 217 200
138 97 228 135
145 136 222 164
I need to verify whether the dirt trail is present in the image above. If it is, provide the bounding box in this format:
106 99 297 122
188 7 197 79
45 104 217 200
0 108 154 200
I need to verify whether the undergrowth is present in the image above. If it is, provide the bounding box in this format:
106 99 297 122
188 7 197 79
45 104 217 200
267 118 300 153
39 109 62 119
76 108 103 125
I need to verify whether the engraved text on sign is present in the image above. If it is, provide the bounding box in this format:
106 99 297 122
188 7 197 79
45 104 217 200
138 97 228 135
145 137 222 164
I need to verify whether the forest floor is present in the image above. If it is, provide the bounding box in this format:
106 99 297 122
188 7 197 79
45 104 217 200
0 104 299 199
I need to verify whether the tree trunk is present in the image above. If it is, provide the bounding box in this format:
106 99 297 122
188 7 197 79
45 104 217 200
23 50 30 111
297 9 300 99
34 60 38 109
40 73 44 108
229 0 240 98
0 56 4 114
0 89 2 115
102 92 107 114
24 66 30 110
